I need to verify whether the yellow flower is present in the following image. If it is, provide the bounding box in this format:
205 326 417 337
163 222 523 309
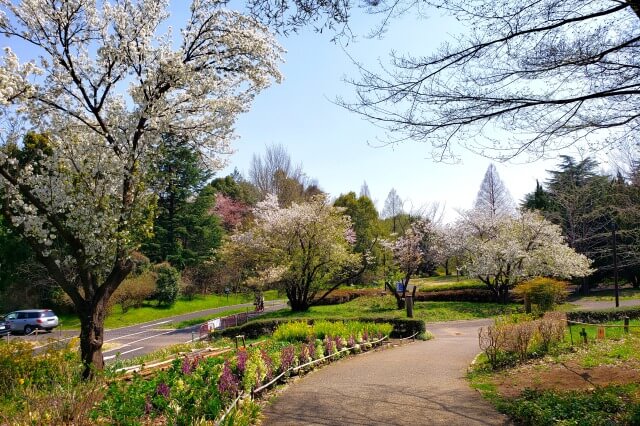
18 378 24 385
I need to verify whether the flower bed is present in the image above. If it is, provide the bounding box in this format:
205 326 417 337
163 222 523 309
93 320 393 424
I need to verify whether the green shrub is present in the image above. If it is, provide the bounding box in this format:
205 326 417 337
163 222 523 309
514 277 569 313
130 251 151 276
272 321 313 342
111 270 157 313
503 386 640 425
154 263 180 306
568 306 640 323
313 320 348 339
215 317 422 340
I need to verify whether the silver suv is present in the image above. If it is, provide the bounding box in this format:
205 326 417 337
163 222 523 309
5 309 59 334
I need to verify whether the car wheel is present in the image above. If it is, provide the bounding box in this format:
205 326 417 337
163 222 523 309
24 325 34 335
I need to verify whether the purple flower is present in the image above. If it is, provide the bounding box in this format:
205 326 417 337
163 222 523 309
348 335 356 348
307 342 316 359
237 349 248 373
181 356 192 375
155 382 170 399
217 360 239 398
191 355 201 370
261 349 274 380
298 344 310 364
324 336 334 356
334 336 343 351
144 396 153 415
363 329 369 342
280 345 296 372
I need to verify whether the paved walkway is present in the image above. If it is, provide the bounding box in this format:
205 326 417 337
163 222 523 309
262 319 510 425
571 298 640 311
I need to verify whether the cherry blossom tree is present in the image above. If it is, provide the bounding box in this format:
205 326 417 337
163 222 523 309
223 195 362 311
384 219 441 308
213 193 250 231
0 0 282 377
457 210 593 303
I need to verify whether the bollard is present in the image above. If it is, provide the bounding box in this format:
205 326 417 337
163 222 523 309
597 327 605 340
624 317 630 334
568 321 573 346
191 331 195 343
405 295 414 318
580 328 588 345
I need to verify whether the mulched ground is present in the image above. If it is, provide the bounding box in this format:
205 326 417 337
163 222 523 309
493 359 640 398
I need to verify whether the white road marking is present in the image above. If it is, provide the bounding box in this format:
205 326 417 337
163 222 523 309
104 329 152 343
117 330 174 346
103 344 129 354
104 346 144 361
140 320 172 328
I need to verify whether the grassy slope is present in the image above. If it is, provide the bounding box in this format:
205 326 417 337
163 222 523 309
258 294 521 323
58 290 280 329
411 275 487 292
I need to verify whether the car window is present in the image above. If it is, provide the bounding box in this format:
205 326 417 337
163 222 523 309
6 313 16 320
28 312 40 319
17 313 27 319
41 311 56 317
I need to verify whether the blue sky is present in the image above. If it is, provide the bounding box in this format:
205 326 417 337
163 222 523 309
213 6 567 221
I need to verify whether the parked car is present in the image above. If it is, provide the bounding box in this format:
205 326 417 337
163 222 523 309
5 309 59 334
0 316 9 336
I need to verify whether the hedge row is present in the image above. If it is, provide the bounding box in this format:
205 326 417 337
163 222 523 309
311 287 517 305
311 288 383 305
414 289 518 303
212 317 425 339
567 306 640 323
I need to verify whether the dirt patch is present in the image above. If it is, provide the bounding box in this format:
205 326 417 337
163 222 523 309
494 360 640 398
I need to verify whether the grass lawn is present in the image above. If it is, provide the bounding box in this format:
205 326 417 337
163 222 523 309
578 287 640 301
58 290 281 330
469 322 640 425
258 294 521 323
411 275 486 292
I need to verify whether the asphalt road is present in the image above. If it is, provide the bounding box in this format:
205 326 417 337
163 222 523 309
8 300 287 361
262 319 510 426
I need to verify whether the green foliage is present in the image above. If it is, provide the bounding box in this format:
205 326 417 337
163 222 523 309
0 339 105 425
567 306 640 323
272 321 313 342
503 386 640 426
333 192 385 282
111 270 157 313
210 171 260 206
96 355 228 424
154 263 181 306
218 316 421 339
143 135 223 269
514 277 569 313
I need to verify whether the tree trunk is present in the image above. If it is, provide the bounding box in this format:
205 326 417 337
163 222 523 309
385 281 405 309
78 301 107 379
445 259 450 276
628 0 640 20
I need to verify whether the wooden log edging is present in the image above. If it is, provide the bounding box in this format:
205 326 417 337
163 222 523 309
397 331 420 341
214 390 246 426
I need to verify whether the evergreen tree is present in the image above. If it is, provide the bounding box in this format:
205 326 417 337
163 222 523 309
143 135 222 268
